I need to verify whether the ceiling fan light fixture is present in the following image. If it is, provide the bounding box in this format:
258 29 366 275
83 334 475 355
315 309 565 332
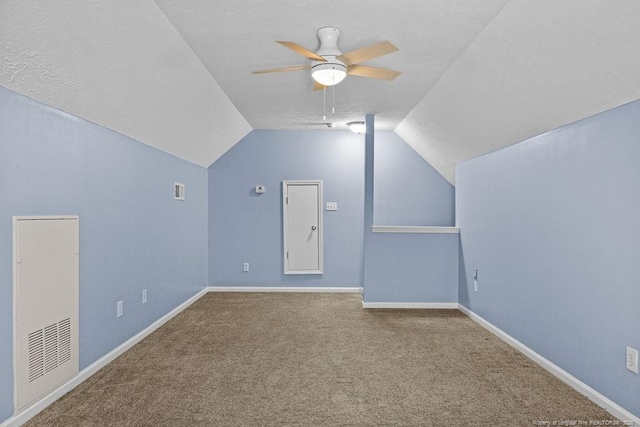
311 62 347 86
347 121 366 134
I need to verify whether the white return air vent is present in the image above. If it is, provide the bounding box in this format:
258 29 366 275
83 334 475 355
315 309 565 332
28 318 72 383
15 216 79 411
174 182 185 200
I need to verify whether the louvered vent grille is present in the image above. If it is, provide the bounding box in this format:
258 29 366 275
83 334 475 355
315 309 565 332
27 330 44 382
27 318 72 383
59 318 71 364
43 324 58 373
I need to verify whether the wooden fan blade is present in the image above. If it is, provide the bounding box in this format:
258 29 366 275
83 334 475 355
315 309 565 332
277 41 326 62
313 82 326 91
347 65 401 81
337 41 398 65
251 65 311 74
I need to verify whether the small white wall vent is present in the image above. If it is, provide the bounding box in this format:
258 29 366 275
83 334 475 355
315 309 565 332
174 183 185 200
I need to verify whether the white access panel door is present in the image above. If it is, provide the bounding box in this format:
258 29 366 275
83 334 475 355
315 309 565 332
14 217 79 412
283 181 323 274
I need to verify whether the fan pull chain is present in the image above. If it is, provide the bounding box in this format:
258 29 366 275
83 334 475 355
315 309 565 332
323 85 327 122
332 84 335 114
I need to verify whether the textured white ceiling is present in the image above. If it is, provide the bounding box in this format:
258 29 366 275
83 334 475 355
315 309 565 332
0 0 251 167
397 0 640 182
1 1 638 178
153 0 509 131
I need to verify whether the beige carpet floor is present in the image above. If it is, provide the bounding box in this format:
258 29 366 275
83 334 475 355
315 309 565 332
27 293 617 426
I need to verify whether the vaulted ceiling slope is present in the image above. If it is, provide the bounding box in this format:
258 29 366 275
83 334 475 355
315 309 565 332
397 0 640 183
1 1 639 181
0 0 251 168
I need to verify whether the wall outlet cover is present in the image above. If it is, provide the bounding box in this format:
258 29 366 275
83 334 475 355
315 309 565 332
243 262 249 272
325 202 337 211
116 300 123 318
142 289 147 304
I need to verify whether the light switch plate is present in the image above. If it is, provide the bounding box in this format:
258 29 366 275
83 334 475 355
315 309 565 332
326 202 337 211
627 347 638 374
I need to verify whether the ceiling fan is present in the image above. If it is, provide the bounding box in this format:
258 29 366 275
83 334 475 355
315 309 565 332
251 27 401 90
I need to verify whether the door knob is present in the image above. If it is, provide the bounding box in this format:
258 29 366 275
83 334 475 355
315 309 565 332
311 225 317 231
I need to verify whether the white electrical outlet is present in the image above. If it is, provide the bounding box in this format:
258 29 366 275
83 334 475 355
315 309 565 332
116 300 123 318
325 202 338 211
473 269 478 292
142 289 147 304
243 262 249 272
627 347 638 374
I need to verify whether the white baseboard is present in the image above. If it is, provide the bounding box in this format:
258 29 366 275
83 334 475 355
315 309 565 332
371 225 460 234
1 288 208 427
457 304 640 425
362 302 458 309
207 286 363 293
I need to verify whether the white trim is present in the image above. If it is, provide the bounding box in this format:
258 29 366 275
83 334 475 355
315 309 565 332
283 180 324 275
207 286 362 293
12 216 79 221
371 226 459 234
12 218 18 415
362 302 458 309
457 304 640 426
1 288 208 427
284 269 323 275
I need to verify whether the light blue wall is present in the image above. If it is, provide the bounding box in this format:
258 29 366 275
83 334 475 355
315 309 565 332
363 119 458 303
456 99 640 418
363 232 459 303
374 132 454 226
0 87 208 423
207 128 453 288
208 129 365 287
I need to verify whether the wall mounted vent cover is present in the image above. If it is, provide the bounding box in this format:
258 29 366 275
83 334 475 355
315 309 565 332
27 318 72 383
15 216 79 411
174 183 185 200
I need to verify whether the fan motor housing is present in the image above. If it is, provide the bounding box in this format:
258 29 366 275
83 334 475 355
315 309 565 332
316 27 342 56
